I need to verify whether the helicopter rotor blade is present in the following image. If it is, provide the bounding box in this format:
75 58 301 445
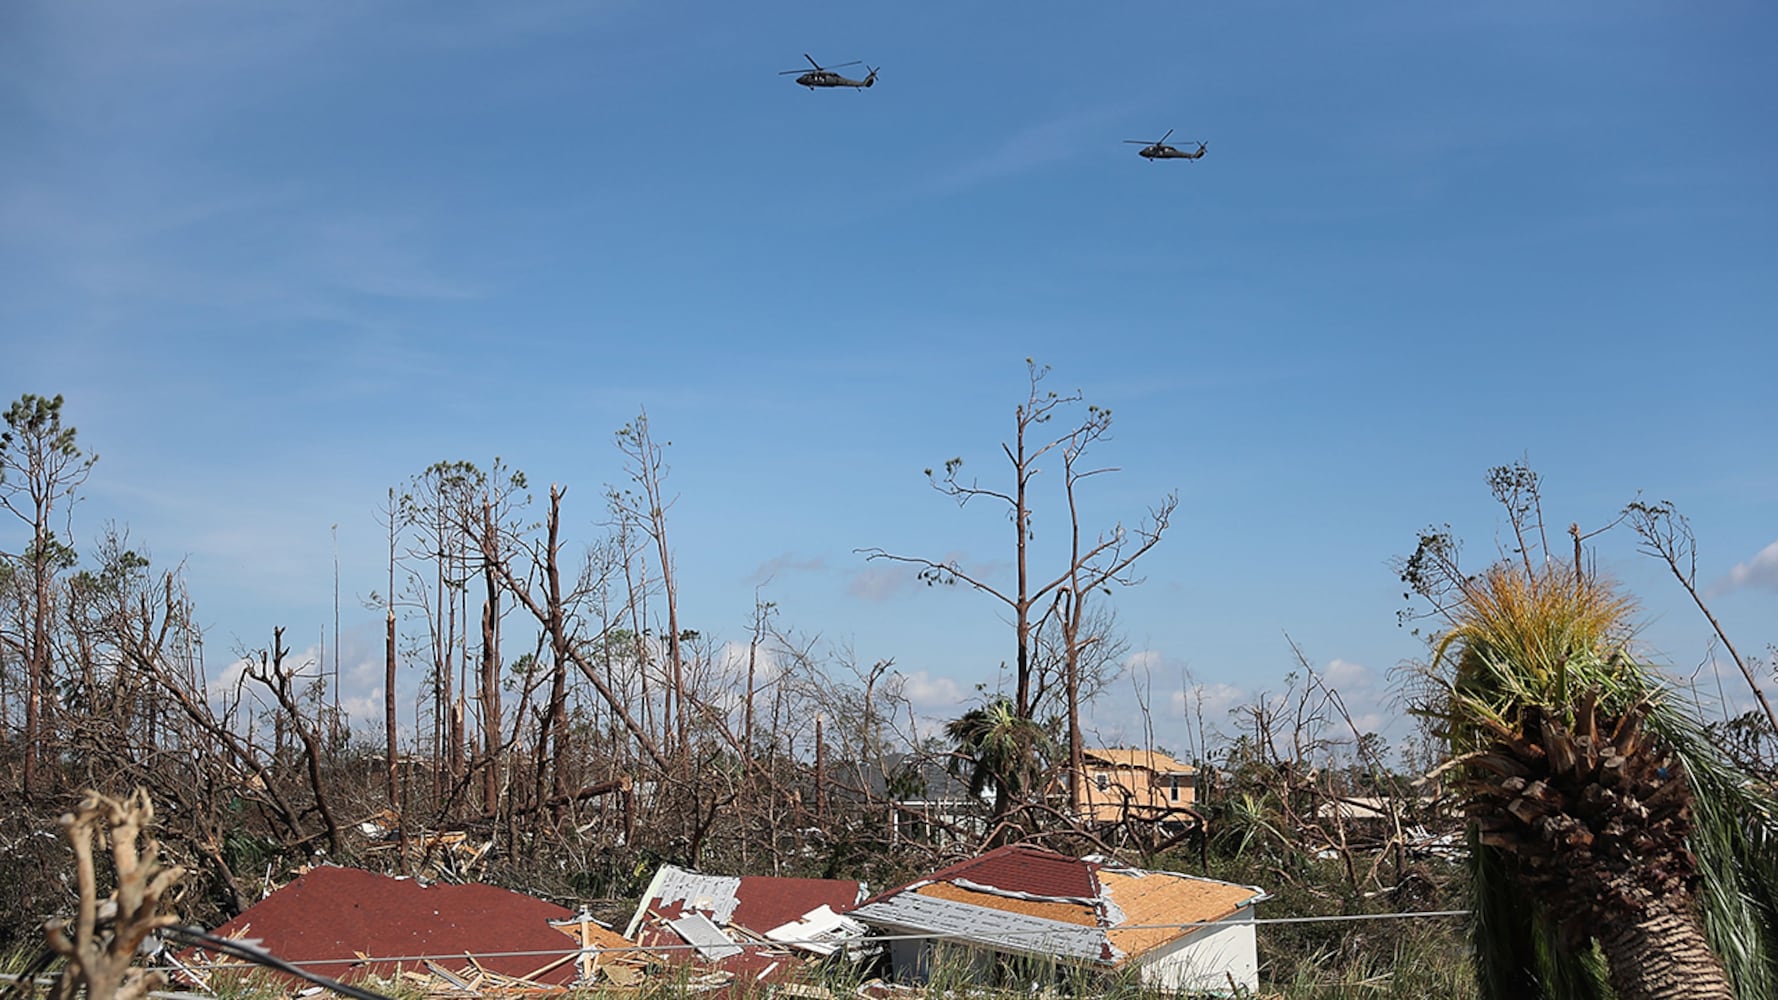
1123 140 1152 144
1159 128 1174 145
804 53 823 69
829 60 864 69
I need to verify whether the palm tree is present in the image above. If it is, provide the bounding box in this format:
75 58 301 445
1425 562 1778 1000
945 697 1055 829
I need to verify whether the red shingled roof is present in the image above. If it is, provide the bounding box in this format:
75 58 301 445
732 875 861 933
195 866 584 985
865 844 1100 903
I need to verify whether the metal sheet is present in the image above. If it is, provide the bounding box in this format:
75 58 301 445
667 913 744 961
851 893 1117 963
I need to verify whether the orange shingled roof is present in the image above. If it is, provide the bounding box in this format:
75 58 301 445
913 881 1100 927
1082 748 1194 773
1099 869 1261 958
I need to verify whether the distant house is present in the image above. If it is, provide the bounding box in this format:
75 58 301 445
1314 796 1399 826
1311 793 1440 830
858 752 990 846
1076 748 1197 824
849 844 1267 994
623 864 867 979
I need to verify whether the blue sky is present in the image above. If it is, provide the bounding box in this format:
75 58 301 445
3 1 1775 758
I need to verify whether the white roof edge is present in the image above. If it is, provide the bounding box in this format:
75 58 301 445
623 864 674 939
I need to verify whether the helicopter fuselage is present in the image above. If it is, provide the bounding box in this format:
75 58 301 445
1139 144 1206 160
795 71 875 89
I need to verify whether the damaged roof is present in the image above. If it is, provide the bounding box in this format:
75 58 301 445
850 845 1264 966
1082 748 1195 773
900 843 1100 900
624 864 867 980
192 865 603 985
624 865 864 939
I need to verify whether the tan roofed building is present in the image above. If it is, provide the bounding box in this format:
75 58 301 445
1077 747 1196 824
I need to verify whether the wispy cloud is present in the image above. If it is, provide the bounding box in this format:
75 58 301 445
847 563 917 602
808 102 1138 231
749 553 827 586
919 103 1133 196
845 551 1011 603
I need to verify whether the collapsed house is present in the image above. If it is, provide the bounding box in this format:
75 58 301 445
182 865 637 991
848 844 1267 994
623 864 868 981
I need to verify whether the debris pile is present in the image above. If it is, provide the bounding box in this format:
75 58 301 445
623 865 870 985
164 849 1268 997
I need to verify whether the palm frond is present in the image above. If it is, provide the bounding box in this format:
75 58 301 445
1649 702 1778 999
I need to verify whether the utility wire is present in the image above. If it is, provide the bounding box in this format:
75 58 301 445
160 927 399 1000
165 908 1473 972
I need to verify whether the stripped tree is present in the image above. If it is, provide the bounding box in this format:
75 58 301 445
0 394 96 800
862 361 1175 822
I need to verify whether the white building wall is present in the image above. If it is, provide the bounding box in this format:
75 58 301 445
1134 910 1259 995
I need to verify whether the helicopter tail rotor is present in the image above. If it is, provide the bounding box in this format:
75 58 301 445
862 67 878 87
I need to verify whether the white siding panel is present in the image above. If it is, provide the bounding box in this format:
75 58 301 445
1134 910 1258 995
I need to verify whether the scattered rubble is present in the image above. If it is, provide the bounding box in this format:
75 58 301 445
623 864 869 981
162 850 1268 998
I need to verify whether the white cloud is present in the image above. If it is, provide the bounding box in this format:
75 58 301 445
1169 682 1246 719
1720 539 1778 593
1123 649 1165 674
714 639 787 683
1322 658 1372 688
898 669 967 709
206 654 256 702
205 641 329 719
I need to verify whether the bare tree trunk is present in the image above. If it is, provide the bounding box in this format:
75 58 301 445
1013 407 1034 720
25 537 50 800
433 507 450 802
479 501 502 817
251 628 343 855
384 492 401 849
1596 903 1734 1000
543 486 572 817
814 715 826 820
385 608 398 809
450 551 465 792
621 413 687 758
1626 500 1778 736
477 524 672 773
862 363 1174 830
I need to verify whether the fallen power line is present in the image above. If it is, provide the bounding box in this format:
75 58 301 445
164 908 1474 972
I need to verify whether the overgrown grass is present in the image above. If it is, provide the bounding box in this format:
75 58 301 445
202 967 299 1000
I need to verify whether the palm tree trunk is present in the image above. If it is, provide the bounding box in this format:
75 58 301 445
1595 902 1733 1000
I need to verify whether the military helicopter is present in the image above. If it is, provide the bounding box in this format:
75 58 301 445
780 53 878 90
1124 129 1207 161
